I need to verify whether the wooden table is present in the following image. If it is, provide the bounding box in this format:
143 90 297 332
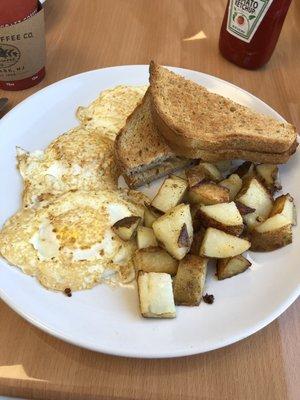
0 1 299 399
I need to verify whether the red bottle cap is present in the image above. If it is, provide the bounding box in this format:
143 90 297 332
0 0 38 27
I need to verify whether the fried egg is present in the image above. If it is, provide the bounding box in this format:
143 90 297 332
17 127 118 207
76 85 147 140
0 189 148 291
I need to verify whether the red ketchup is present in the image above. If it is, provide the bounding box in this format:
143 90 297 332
0 0 45 90
219 0 292 70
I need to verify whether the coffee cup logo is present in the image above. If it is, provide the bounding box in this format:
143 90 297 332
0 44 21 68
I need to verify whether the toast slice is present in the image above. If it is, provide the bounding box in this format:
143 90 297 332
114 89 194 188
149 61 297 155
165 139 298 164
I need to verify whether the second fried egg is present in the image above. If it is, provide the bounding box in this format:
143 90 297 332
76 85 147 140
17 127 118 207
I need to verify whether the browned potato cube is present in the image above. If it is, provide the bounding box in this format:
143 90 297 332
151 175 188 213
232 161 255 180
194 202 244 236
186 162 222 187
144 205 162 228
172 170 187 180
256 164 281 193
200 228 251 258
250 214 292 251
217 255 251 280
137 226 158 249
152 204 193 260
112 216 141 241
138 272 176 318
219 174 243 201
191 204 203 231
186 166 206 188
188 182 230 205
269 194 296 225
235 201 256 216
189 228 206 255
236 176 273 229
173 255 208 306
197 162 223 182
133 247 178 275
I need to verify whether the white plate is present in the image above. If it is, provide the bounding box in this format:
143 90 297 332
0 65 299 358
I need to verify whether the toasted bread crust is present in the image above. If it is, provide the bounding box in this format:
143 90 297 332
149 61 297 155
158 137 298 164
115 89 176 176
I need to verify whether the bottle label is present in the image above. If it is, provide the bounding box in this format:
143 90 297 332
226 0 274 43
0 6 45 82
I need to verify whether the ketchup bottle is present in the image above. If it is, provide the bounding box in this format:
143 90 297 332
0 0 45 90
219 0 292 70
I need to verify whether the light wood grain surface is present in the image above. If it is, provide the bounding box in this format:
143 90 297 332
0 1 299 399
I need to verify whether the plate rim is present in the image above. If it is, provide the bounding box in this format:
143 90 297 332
0 65 299 358
0 277 299 358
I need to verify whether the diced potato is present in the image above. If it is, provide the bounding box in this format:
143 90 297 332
133 247 178 275
236 176 273 229
191 204 202 231
188 182 230 205
144 205 161 228
217 255 251 280
112 216 141 241
255 214 290 232
173 170 188 180
214 160 232 173
194 202 244 236
152 204 193 260
185 166 206 188
189 228 206 255
137 272 176 318
199 162 223 182
235 201 256 215
199 227 251 258
250 214 292 251
177 223 190 247
173 255 208 306
256 164 281 193
186 162 222 187
269 194 297 225
233 161 255 180
171 174 188 183
219 174 243 201
151 175 188 213
137 227 158 249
